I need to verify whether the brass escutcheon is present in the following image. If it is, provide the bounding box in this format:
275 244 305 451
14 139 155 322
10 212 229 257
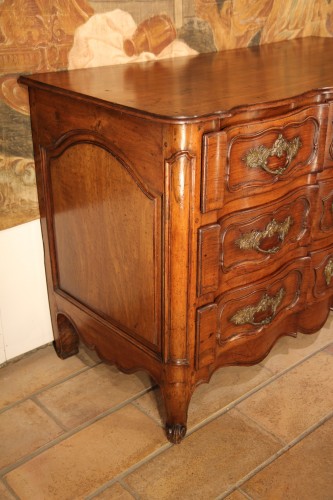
236 216 293 254
230 287 286 327
324 259 333 286
243 134 302 175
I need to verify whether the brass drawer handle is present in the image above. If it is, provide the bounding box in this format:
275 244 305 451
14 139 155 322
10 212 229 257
243 134 302 175
230 287 285 327
236 216 293 254
324 259 333 285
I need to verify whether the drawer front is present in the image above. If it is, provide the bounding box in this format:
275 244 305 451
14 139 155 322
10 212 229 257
197 186 317 296
196 258 310 369
324 102 333 168
311 249 333 300
313 179 333 243
202 106 326 212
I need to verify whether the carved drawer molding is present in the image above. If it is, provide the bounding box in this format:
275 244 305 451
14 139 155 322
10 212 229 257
197 186 316 296
201 106 326 212
196 258 311 369
311 249 333 299
19 37 333 444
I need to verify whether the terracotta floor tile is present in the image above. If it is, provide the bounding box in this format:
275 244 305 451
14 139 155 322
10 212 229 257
0 346 86 408
325 342 333 355
0 399 63 470
92 482 135 499
224 489 249 500
76 343 102 367
0 481 16 499
36 364 153 428
5 405 165 500
124 409 281 499
134 364 272 428
238 352 333 442
259 315 333 374
242 417 333 499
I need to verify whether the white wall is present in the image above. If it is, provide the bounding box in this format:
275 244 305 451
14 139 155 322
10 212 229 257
0 219 53 362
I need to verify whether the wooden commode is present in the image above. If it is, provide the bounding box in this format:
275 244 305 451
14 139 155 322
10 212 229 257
19 37 333 443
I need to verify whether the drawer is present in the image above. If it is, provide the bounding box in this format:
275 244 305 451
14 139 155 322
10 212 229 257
201 105 327 212
311 248 333 300
196 257 311 369
197 186 317 296
312 179 333 245
324 102 333 168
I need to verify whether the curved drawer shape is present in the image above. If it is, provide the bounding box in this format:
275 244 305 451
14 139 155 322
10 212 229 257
311 248 333 300
201 105 327 212
314 179 333 244
196 257 311 369
197 186 317 296
324 102 333 169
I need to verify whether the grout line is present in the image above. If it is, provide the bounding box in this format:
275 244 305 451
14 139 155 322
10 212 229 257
0 365 93 416
258 339 333 380
1 333 331 419
0 385 155 479
118 478 141 500
130 401 165 429
1 334 332 492
215 486 253 500
216 411 333 499
1 477 20 500
31 396 70 432
185 341 333 439
76 351 103 368
237 486 254 499
233 406 287 447
0 342 53 370
257 363 275 376
86 409 333 500
85 441 173 500
131 387 165 429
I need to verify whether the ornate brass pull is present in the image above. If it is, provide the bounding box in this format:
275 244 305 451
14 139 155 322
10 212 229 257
324 259 333 286
243 134 302 175
236 216 293 254
230 287 285 327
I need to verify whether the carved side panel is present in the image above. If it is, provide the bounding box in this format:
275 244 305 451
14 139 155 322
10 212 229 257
165 151 195 365
43 131 162 352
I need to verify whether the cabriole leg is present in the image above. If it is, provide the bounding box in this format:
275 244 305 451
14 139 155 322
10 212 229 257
161 379 192 444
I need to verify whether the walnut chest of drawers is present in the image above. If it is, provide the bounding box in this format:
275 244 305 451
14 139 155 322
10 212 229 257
20 37 333 443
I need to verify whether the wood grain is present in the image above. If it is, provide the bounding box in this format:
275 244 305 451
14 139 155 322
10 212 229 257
19 37 333 121
20 37 333 444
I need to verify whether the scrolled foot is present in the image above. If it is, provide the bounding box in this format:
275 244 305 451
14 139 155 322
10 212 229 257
54 313 79 359
166 423 187 444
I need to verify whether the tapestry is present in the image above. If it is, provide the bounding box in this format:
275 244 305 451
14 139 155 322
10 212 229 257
1 0 332 230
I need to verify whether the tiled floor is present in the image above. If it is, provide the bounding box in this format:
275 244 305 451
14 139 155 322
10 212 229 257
1 316 333 499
